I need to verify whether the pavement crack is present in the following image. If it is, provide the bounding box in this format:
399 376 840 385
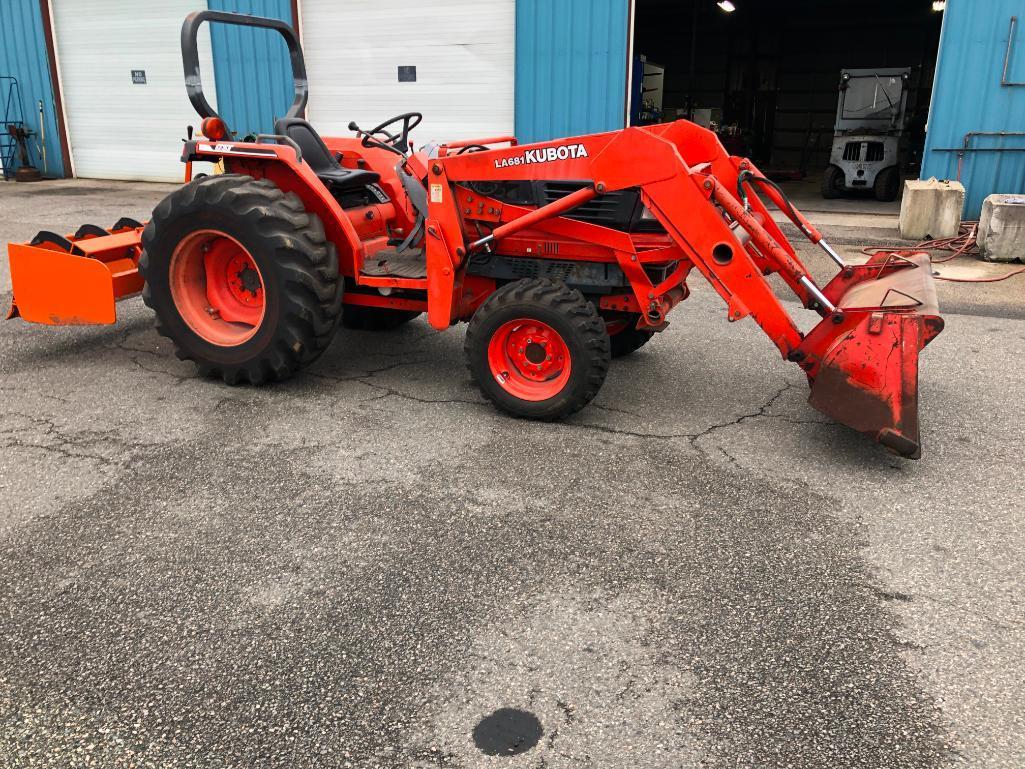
0 411 139 468
309 359 428 385
687 380 798 448
311 361 485 408
918 595 1024 631
567 380 808 449
555 700 576 725
565 421 693 440
872 587 913 602
125 351 193 385
0 387 70 406
589 402 643 418
718 446 741 468
364 385 484 408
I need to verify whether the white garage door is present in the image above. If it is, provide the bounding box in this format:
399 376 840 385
51 1 217 181
300 0 514 146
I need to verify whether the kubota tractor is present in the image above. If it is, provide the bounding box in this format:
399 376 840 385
5 11 944 458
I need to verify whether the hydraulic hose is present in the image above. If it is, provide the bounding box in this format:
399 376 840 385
864 222 1025 283
736 170 805 233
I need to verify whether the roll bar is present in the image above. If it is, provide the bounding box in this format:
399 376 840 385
181 10 308 126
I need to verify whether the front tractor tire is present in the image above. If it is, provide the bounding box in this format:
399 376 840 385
139 174 343 385
465 278 611 420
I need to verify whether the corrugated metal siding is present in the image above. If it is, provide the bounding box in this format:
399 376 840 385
922 0 1025 218
0 0 65 177
208 0 294 138
515 0 630 143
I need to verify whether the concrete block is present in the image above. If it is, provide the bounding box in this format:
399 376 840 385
898 178 964 241
978 194 1025 263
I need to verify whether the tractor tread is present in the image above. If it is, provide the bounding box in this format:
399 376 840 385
139 174 343 385
465 278 610 420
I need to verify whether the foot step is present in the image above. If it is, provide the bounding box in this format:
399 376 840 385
361 248 426 279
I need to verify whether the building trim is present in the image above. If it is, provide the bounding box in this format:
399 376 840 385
38 0 73 177
291 0 304 117
624 0 636 127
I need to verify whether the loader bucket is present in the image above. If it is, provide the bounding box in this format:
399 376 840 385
797 253 944 459
6 223 144 325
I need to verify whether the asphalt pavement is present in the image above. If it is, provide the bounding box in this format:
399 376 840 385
0 179 1022 768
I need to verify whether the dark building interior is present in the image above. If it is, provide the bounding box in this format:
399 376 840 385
632 0 944 175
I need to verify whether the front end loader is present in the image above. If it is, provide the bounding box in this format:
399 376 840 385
4 11 944 458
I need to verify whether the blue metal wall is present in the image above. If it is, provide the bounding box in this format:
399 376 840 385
0 0 65 177
207 0 294 139
515 0 630 144
922 0 1025 218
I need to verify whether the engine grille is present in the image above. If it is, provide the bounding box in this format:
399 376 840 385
842 142 861 161
865 142 885 162
541 181 638 227
467 179 662 232
509 259 575 281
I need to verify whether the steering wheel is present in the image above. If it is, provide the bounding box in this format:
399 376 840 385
348 112 423 156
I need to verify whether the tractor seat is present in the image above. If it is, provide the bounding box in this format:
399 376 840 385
274 117 380 193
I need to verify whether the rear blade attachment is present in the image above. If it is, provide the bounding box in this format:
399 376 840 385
6 219 145 325
795 252 944 459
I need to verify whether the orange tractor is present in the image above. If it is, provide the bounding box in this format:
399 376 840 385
6 11 944 458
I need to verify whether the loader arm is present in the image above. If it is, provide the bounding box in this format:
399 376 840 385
436 125 814 357
435 121 943 457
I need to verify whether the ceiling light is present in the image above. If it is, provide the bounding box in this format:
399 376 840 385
717 1 736 12
931 1 945 10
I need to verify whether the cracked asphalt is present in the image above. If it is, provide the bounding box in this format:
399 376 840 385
1 180 1023 768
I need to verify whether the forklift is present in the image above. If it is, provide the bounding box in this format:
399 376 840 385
821 68 911 202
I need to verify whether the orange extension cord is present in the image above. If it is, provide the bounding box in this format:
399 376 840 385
864 222 1025 283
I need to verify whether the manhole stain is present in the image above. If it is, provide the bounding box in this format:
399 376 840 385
472 708 544 756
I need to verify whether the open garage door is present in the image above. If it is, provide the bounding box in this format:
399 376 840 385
631 0 941 182
300 0 514 144
51 1 217 181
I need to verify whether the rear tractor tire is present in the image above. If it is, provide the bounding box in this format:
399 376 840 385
465 278 611 420
139 174 343 385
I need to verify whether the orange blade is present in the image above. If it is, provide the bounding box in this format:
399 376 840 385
8 242 121 325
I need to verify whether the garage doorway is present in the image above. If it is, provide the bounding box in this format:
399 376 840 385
630 0 943 212
51 0 218 182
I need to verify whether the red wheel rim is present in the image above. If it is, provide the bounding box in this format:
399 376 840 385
487 318 572 401
169 229 265 347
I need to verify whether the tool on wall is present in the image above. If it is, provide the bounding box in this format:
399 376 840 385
37 100 47 176
0 76 41 181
